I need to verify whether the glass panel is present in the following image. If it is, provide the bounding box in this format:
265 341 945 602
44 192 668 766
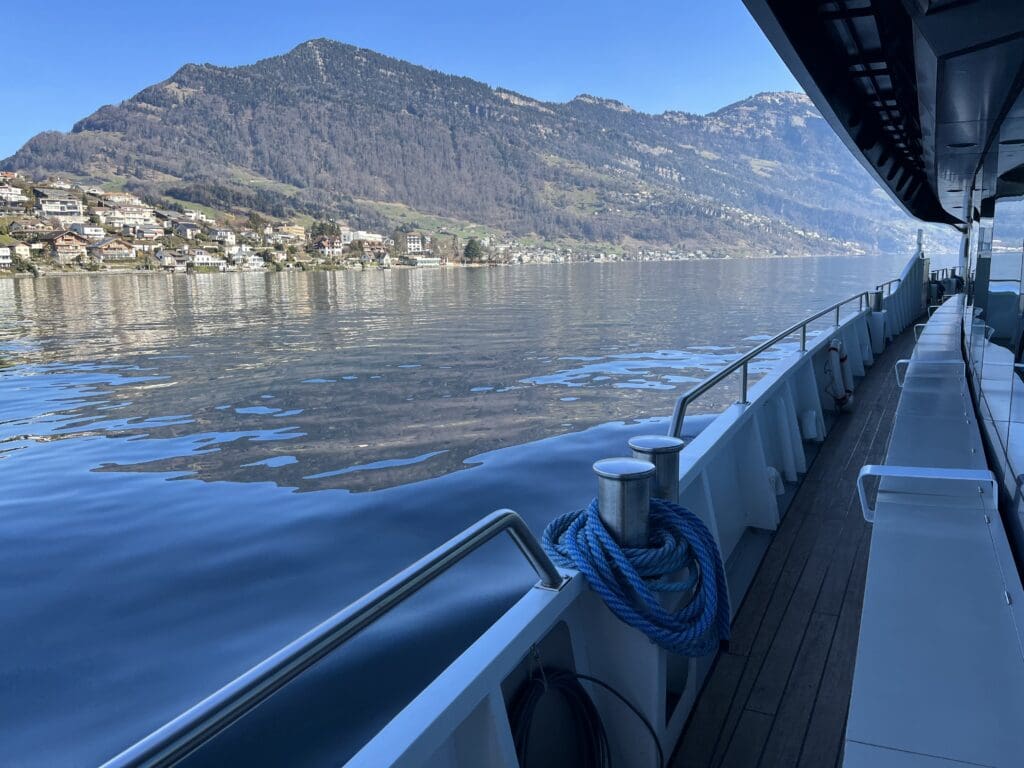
999 201 1024 470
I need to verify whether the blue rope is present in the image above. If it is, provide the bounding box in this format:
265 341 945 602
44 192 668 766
542 497 730 656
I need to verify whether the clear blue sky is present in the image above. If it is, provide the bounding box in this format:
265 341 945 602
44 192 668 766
0 0 799 159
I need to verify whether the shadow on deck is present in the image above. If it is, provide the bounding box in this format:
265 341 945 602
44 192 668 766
671 326 919 768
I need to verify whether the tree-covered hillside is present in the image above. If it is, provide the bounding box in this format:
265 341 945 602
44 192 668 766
2 39 944 255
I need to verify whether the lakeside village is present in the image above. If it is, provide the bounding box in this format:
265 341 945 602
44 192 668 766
0 172 719 277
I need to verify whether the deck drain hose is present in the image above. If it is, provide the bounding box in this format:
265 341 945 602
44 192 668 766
542 497 730 656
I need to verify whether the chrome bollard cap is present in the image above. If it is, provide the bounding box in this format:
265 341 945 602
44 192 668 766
593 457 655 480
628 435 685 454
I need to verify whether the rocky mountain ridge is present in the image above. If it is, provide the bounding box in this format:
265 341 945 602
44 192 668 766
2 38 938 255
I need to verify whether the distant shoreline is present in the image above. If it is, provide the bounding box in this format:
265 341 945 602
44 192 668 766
0 251 925 281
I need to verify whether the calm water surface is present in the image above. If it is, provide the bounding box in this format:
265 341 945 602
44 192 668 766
0 256 925 766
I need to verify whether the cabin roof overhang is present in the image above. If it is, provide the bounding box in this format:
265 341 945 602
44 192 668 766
743 0 1024 227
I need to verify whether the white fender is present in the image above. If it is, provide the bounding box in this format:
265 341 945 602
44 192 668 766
839 341 855 402
827 339 852 408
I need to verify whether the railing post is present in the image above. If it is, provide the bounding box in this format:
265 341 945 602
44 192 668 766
800 324 807 352
870 290 883 312
834 305 840 326
740 362 749 404
593 458 655 547
629 435 685 504
668 395 689 439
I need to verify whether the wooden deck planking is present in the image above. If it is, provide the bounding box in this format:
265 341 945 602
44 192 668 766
672 327 917 768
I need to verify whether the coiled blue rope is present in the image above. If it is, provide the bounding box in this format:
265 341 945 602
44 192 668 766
542 497 730 656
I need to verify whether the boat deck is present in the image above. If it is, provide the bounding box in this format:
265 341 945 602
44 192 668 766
672 325 918 768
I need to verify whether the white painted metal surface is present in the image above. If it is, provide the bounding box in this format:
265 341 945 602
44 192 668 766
845 297 1024 768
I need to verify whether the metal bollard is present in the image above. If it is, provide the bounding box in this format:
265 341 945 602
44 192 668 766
628 435 685 504
593 458 655 547
870 290 883 312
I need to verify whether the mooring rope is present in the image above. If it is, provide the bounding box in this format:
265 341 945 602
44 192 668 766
542 497 730 656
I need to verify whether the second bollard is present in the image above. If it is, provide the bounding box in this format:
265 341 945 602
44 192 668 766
628 434 685 504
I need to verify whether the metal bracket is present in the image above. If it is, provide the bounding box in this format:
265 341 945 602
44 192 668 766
857 464 998 522
894 358 965 387
914 323 926 341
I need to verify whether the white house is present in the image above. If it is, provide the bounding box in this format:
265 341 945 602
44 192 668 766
190 250 226 271
210 228 236 246
36 190 85 224
102 192 143 207
106 205 156 229
70 223 106 240
13 243 30 260
0 184 28 203
314 237 345 258
405 233 424 254
241 253 265 271
0 247 12 269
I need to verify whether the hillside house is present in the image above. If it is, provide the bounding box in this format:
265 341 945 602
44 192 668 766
314 236 345 258
274 224 306 241
35 190 85 224
0 184 28 203
10 220 49 236
189 250 226 271
128 223 163 241
101 192 143 207
405 233 424 254
210 228 236 246
43 231 90 265
155 249 187 272
104 205 155 229
180 209 213 224
175 222 202 240
240 253 265 271
0 247 12 270
88 237 136 262
70 223 106 240
13 243 30 260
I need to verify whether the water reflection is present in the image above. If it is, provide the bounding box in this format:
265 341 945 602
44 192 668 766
2 258 915 493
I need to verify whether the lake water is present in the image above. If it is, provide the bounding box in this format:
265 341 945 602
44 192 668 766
0 255 931 766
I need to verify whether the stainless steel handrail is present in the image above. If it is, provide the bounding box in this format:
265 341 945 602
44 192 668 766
102 510 566 768
876 277 901 295
668 290 869 437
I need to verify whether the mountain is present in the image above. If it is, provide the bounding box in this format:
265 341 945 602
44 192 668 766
1 39 936 255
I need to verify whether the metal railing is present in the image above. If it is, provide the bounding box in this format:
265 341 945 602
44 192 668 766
668 253 929 438
101 510 566 768
667 290 870 437
876 278 902 295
